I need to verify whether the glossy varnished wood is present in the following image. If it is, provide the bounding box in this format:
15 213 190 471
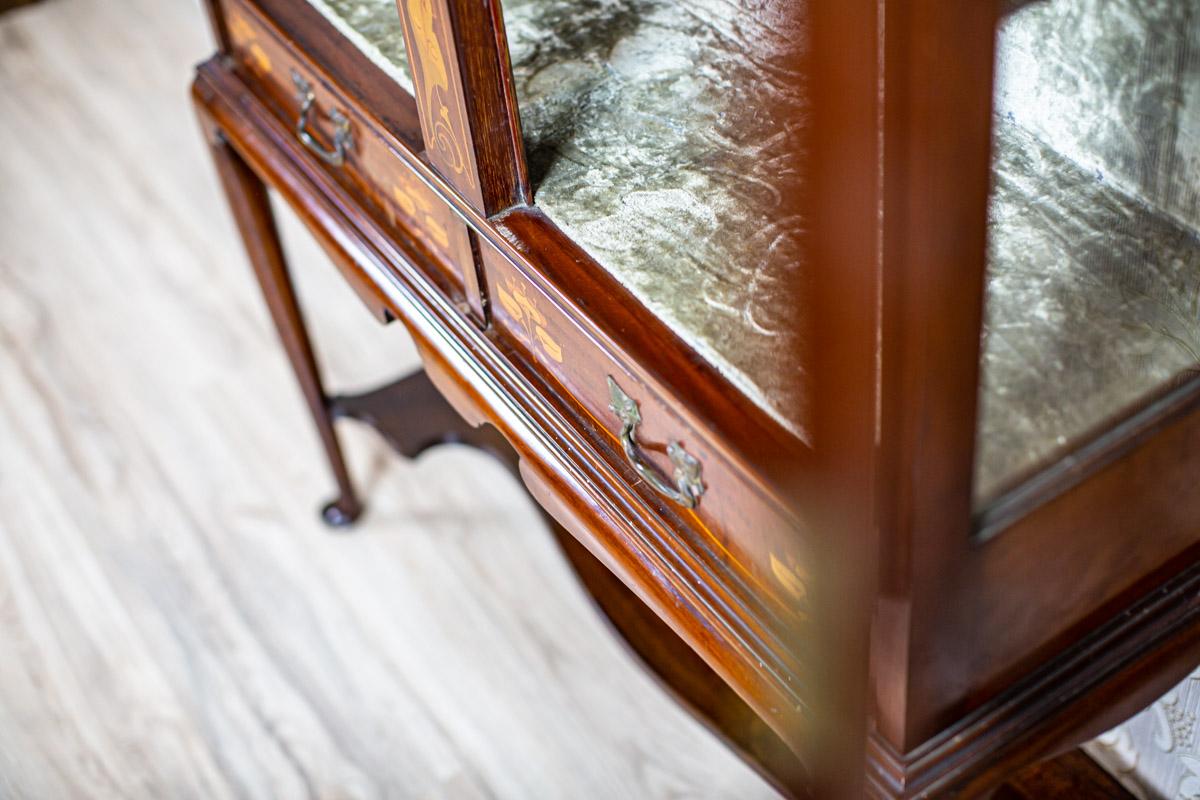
485 208 808 612
391 0 528 215
867 560 1200 796
206 130 363 527
995 751 1134 800
804 0 882 794
214 2 812 619
329 368 809 798
871 0 1000 753
0 3 779 795
192 0 1200 796
391 0 529 323
204 0 812 718
223 0 477 301
191 51 810 773
245 0 423 143
864 0 1200 787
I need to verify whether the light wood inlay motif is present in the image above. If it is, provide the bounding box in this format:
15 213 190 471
395 0 479 201
226 9 255 42
392 178 451 250
0 1 774 796
226 13 270 74
225 0 479 296
496 274 563 362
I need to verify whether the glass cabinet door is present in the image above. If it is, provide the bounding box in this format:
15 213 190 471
303 0 810 439
975 0 1200 504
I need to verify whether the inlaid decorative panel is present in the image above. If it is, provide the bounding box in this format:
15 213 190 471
226 0 477 296
307 0 1200 503
392 0 483 208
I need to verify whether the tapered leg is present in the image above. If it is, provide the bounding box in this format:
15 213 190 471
207 133 362 527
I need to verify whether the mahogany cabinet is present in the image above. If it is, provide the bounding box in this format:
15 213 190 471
192 0 1200 795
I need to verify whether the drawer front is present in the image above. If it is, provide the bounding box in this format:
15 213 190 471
480 239 808 609
223 0 475 299
219 0 805 611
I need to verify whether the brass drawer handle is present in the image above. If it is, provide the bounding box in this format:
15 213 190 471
290 70 353 167
607 377 705 509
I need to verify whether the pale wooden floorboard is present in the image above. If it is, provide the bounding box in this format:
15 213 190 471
0 1 776 797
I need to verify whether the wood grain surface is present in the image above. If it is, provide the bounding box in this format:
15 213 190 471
0 1 774 797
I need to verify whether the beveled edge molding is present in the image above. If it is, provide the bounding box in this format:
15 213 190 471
865 560 1200 798
227 0 808 511
211 0 809 626
192 57 808 753
975 371 1200 542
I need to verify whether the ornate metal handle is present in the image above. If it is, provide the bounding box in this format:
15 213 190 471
291 70 353 167
607 377 705 509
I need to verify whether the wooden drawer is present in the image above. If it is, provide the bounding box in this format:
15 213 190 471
217 0 806 614
220 0 475 304
479 224 809 611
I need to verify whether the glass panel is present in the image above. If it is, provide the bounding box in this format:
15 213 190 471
307 0 415 89
298 0 1200 504
304 0 809 439
976 0 1200 503
501 0 807 436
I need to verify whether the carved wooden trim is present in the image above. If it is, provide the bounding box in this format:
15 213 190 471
192 57 806 758
210 0 805 505
865 562 1200 797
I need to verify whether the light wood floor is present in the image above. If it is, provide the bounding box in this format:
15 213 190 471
0 1 775 797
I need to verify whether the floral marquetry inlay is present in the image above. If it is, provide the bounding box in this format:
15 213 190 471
495 275 562 363
391 180 450 250
226 13 272 75
769 554 808 605
397 0 477 197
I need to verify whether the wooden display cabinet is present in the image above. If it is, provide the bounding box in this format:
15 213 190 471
193 0 1200 795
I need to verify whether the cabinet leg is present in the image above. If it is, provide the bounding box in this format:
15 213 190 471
208 134 362 527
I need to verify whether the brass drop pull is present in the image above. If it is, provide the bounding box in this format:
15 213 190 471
291 70 353 167
607 377 705 509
